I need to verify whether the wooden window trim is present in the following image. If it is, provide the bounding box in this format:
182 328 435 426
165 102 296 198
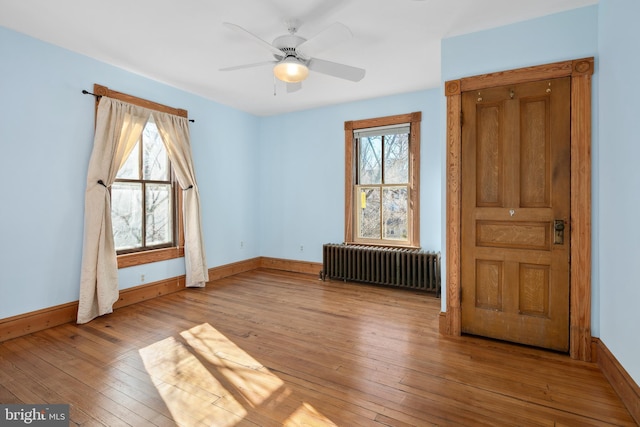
92 84 186 268
117 246 184 269
93 84 188 118
344 112 422 248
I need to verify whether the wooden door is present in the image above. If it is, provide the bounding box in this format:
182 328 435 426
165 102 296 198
461 77 571 351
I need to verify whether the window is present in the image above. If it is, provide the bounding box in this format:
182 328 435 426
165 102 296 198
345 112 421 247
111 116 178 253
90 84 185 269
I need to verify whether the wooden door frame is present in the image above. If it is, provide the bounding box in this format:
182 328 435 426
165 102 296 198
441 58 594 361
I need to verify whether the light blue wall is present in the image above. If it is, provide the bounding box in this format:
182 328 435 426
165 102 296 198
1 26 90 318
0 25 441 320
258 90 443 263
442 6 598 81
597 0 640 385
440 5 599 322
0 26 260 319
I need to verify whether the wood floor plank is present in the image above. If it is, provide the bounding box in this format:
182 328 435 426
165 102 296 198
0 383 20 404
106 361 176 419
0 269 634 426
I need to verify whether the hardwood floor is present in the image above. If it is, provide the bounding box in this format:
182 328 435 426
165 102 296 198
0 269 635 426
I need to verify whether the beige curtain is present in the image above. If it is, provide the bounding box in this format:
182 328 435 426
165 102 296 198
153 112 208 287
78 97 208 324
78 98 150 324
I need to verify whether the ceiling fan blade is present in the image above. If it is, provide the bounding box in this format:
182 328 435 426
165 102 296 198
287 82 302 93
296 22 352 59
219 61 276 72
223 22 283 58
308 58 366 82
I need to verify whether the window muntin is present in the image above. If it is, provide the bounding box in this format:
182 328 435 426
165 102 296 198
111 117 177 254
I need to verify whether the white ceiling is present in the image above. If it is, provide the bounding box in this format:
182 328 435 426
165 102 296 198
0 0 597 116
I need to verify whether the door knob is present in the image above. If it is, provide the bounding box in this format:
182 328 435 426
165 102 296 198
554 219 565 244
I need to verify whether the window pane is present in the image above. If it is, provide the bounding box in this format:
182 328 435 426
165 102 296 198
384 133 409 184
359 136 382 185
146 183 173 246
116 141 140 180
143 118 170 181
358 187 381 239
111 182 142 250
383 186 408 240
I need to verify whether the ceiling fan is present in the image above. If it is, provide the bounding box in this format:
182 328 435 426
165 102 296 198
220 20 366 92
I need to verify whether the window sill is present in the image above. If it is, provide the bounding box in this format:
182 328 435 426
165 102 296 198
117 246 185 269
346 241 421 250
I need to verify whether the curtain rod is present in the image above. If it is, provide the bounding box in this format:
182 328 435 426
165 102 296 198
82 89 195 123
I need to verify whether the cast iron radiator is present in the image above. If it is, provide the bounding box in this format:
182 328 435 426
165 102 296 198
321 244 441 295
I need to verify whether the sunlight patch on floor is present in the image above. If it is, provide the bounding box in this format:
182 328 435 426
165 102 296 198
283 402 338 426
139 335 246 426
180 323 283 407
139 323 336 426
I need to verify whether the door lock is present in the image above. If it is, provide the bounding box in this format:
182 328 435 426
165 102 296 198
554 219 565 245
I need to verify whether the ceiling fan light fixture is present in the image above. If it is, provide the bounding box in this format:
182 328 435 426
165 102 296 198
273 56 309 83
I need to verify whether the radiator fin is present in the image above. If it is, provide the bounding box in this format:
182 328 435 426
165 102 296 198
321 244 441 295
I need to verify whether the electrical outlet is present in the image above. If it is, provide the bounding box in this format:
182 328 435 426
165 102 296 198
140 274 145 283
240 241 244 248
300 245 304 252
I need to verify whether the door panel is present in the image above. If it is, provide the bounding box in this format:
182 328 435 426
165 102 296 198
461 77 571 351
